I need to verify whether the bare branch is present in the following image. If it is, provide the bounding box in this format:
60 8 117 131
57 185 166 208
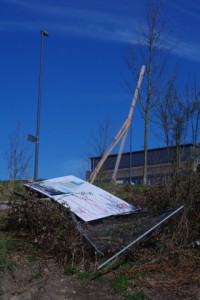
6 122 31 180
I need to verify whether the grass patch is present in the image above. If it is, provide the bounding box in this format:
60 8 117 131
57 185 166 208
110 275 128 294
77 271 91 280
126 291 148 299
0 239 13 251
0 231 44 274
32 270 43 279
28 254 39 263
64 265 76 276
133 271 149 279
0 254 6 271
7 262 16 271
0 236 14 271
119 262 133 270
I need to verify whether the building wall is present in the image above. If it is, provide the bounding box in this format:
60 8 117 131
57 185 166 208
96 159 198 184
91 144 200 184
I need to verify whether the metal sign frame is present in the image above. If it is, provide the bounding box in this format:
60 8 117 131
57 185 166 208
97 205 184 270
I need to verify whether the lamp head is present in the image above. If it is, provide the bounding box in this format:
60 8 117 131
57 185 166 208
41 30 48 37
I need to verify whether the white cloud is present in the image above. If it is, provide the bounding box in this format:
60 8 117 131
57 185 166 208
174 42 200 63
2 0 200 63
0 20 39 32
2 0 138 44
170 2 200 21
165 35 200 64
57 23 137 44
4 0 136 28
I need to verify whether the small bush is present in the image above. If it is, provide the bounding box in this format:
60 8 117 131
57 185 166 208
6 196 94 267
28 254 38 263
110 275 128 294
126 290 148 299
64 265 76 276
77 271 91 280
0 254 6 271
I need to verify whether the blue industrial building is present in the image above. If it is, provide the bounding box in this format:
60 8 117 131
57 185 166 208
90 144 200 184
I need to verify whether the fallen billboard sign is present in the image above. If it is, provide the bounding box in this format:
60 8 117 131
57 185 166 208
25 175 138 222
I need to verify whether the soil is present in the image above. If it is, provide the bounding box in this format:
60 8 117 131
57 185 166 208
0 256 124 300
1 243 200 300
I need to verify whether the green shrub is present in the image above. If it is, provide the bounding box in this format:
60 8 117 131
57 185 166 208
126 291 148 299
64 265 76 276
77 271 91 280
110 275 128 294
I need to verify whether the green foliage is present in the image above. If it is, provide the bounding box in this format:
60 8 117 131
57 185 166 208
77 271 92 280
133 271 149 279
0 254 6 271
64 265 76 276
28 254 38 263
6 262 16 271
0 234 42 274
0 239 13 250
126 291 148 300
119 262 133 270
32 270 43 279
110 275 128 294
0 238 13 271
6 195 90 266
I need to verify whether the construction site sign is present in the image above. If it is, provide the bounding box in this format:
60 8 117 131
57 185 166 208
25 175 138 222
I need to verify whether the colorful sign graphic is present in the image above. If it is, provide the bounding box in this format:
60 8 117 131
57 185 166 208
25 176 138 222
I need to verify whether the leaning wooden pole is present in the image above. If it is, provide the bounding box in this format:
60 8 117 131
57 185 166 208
89 65 146 184
89 119 129 184
112 65 146 182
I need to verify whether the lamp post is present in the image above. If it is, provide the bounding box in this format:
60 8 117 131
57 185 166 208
34 30 48 180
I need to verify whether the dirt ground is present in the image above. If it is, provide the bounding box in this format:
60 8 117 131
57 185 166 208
0 256 124 300
1 228 200 300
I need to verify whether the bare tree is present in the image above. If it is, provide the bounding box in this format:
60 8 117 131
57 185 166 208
185 78 200 171
6 122 31 180
89 117 113 181
186 77 200 147
90 117 113 157
156 76 200 179
125 0 173 184
156 78 190 178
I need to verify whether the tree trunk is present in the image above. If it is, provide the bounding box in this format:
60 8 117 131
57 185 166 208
143 111 149 184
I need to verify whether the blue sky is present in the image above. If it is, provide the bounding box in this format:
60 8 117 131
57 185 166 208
1 0 200 180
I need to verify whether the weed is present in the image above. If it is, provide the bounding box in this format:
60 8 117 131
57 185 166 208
7 262 16 271
32 270 43 279
77 271 91 280
126 290 148 299
6 195 86 266
64 265 76 276
119 262 133 270
133 271 149 279
0 254 6 271
28 254 38 263
110 275 128 294
92 270 103 279
0 238 13 272
0 239 12 250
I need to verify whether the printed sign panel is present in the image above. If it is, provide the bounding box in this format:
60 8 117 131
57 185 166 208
25 175 138 222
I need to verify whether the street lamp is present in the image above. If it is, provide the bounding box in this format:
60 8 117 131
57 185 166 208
28 30 48 180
